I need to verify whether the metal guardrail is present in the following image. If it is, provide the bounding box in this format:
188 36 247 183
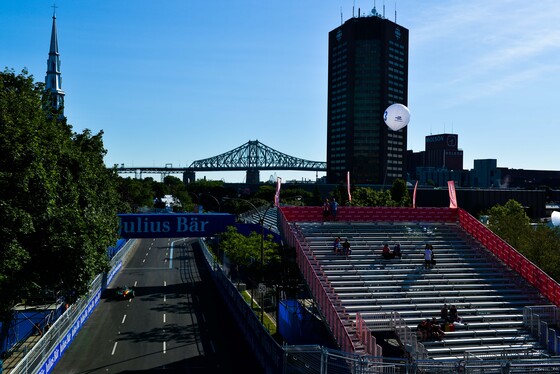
524 305 560 356
9 239 137 374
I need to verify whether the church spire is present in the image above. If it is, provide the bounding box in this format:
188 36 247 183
45 7 65 115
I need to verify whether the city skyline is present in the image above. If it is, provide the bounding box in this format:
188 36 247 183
2 1 560 183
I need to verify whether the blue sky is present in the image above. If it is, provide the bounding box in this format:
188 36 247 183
2 1 559 183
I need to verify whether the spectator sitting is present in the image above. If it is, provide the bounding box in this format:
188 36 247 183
342 239 351 256
429 317 445 340
440 304 450 323
449 304 466 325
333 237 342 255
393 243 402 258
382 243 395 260
416 319 430 341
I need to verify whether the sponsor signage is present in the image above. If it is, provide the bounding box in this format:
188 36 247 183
426 135 445 143
118 213 236 238
37 290 101 374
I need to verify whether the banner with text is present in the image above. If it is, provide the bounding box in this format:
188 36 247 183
118 213 236 238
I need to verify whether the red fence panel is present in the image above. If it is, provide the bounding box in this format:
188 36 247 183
458 208 560 307
280 206 459 223
277 209 357 352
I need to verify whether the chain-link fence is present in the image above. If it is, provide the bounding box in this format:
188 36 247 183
9 239 137 374
283 346 560 373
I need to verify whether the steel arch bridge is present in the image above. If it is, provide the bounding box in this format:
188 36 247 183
116 140 326 184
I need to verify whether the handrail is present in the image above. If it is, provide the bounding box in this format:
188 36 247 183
457 208 560 307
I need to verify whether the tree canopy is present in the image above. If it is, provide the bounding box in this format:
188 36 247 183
487 199 560 281
217 226 281 285
0 69 121 313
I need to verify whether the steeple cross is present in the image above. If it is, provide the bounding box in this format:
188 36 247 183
51 3 58 17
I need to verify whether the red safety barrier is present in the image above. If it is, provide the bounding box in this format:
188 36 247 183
279 206 458 223
458 208 560 306
277 207 356 352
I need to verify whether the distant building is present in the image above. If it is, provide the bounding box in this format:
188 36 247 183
407 133 463 185
498 168 560 189
326 7 409 185
45 11 65 115
471 159 501 188
415 167 469 188
425 133 463 171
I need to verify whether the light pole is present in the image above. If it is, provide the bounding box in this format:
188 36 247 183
187 191 200 213
199 193 221 212
223 197 273 324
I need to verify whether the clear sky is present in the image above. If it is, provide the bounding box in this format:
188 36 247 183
2 1 559 183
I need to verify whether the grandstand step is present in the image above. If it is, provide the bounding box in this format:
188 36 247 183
421 335 532 347
293 218 552 361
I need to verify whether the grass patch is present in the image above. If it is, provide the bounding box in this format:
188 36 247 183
241 289 277 335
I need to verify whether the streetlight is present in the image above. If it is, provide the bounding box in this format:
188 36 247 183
187 191 202 213
199 193 221 212
222 197 273 324
188 192 221 212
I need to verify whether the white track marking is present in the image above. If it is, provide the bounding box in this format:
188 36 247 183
121 315 126 324
111 342 118 355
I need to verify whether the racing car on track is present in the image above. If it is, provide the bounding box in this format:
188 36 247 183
114 285 135 300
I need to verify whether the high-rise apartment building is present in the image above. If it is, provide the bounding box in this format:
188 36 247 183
326 8 408 185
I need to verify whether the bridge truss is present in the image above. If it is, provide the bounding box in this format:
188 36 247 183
116 140 326 184
190 140 325 171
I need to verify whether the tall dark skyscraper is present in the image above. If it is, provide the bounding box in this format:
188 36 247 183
326 8 409 185
45 11 65 115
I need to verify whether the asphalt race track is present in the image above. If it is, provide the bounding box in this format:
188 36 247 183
53 238 262 374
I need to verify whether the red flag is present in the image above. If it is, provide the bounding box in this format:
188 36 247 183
448 180 458 209
412 180 418 208
347 171 352 202
274 177 282 207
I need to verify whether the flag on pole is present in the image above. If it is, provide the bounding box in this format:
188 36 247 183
347 171 352 202
448 180 458 209
412 180 418 208
274 177 282 207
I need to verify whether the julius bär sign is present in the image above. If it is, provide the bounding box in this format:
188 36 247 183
118 213 236 238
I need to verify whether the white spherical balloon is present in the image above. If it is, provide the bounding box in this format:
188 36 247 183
552 211 560 227
384 103 410 131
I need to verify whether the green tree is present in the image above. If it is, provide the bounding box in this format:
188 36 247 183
0 69 120 314
524 225 560 281
255 185 275 202
487 199 560 282
311 185 323 206
351 187 393 207
390 178 411 207
488 199 531 250
218 226 280 284
117 177 154 212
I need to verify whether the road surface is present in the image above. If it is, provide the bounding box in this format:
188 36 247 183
53 238 261 373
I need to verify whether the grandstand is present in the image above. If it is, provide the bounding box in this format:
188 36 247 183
275 206 560 364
